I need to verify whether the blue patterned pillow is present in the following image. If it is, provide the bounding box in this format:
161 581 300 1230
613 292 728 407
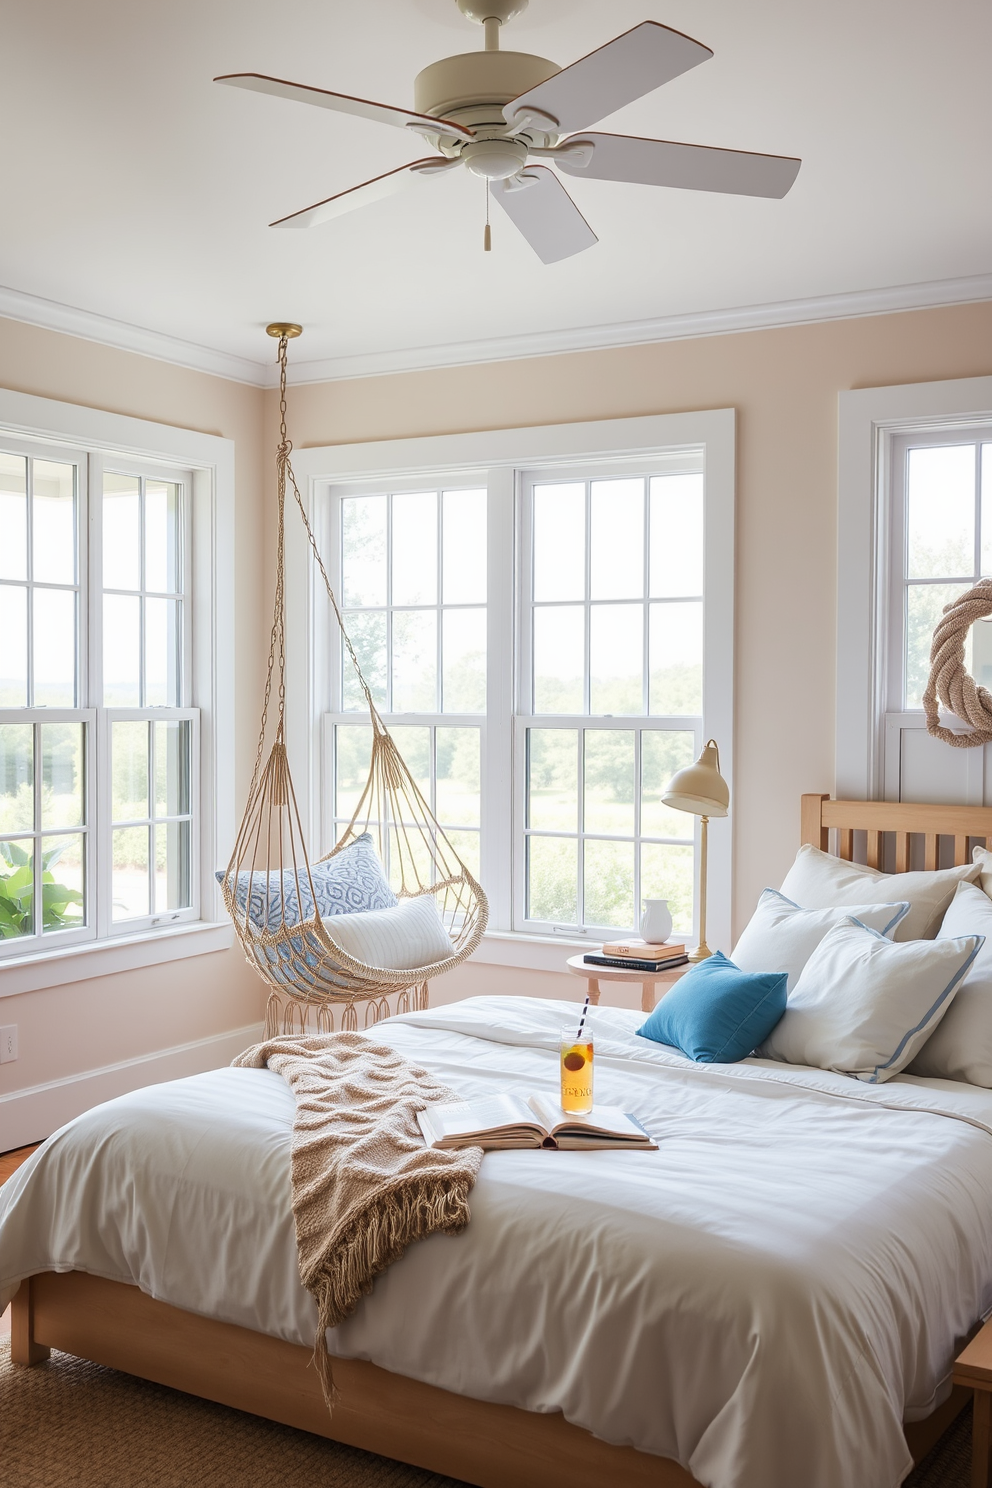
217 832 397 932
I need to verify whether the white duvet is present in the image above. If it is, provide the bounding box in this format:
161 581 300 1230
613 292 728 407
4 994 992 1488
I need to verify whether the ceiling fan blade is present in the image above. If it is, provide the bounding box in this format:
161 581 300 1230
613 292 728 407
490 166 597 264
503 22 712 135
555 132 802 199
215 73 474 142
271 157 460 229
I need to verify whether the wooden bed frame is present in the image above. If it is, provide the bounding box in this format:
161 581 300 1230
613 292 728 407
11 794 992 1488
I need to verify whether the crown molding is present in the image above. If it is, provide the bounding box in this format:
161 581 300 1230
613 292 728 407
0 284 266 386
0 273 989 392
277 272 992 384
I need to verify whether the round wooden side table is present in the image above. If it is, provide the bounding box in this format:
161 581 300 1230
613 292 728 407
566 954 689 1014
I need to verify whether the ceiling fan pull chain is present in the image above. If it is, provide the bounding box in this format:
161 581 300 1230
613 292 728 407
484 181 492 252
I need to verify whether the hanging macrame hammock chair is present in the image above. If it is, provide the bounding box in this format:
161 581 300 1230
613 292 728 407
220 324 488 1036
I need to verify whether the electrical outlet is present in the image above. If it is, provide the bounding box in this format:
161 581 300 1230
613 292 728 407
0 1025 17 1064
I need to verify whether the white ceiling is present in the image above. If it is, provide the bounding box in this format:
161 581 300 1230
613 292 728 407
3 0 991 382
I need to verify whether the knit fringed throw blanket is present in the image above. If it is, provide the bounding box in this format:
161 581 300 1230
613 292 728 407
232 1031 482 1406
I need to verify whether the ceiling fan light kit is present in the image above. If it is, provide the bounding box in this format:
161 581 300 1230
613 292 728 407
216 0 801 263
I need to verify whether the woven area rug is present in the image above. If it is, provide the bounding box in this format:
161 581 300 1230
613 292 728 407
0 1340 468 1488
0 1338 973 1487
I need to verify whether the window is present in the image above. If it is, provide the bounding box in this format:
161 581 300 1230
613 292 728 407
294 412 734 957
890 436 992 710
837 376 992 806
330 485 487 885
0 393 234 977
517 469 702 936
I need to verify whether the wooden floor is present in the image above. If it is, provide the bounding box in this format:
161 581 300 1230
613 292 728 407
0 1146 39 1187
0 1146 40 1338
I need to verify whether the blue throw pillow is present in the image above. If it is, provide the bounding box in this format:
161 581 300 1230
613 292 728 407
217 832 397 932
637 951 787 1064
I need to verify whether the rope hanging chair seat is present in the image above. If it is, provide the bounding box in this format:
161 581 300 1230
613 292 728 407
220 328 487 1034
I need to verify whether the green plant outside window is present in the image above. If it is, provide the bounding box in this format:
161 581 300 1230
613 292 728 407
0 839 83 938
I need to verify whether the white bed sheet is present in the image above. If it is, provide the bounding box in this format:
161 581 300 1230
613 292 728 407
4 994 992 1488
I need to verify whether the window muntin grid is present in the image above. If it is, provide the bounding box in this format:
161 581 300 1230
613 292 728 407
103 472 184 708
323 450 713 944
331 719 482 887
0 715 87 941
521 468 703 936
108 715 194 923
530 473 703 718
0 452 79 708
0 439 198 956
902 441 992 708
522 722 698 935
339 487 487 715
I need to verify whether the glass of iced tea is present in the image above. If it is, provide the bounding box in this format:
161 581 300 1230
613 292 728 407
560 1032 594 1114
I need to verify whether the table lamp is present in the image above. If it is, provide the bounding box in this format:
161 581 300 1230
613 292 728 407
661 739 729 963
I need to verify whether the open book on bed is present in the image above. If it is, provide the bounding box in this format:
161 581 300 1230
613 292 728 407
417 1093 658 1151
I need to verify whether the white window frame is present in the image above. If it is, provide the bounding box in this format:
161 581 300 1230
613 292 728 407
838 376 992 801
286 412 735 971
885 429 991 710
0 707 96 954
0 432 87 708
96 458 192 711
0 388 235 997
514 455 703 939
323 475 488 885
96 708 200 936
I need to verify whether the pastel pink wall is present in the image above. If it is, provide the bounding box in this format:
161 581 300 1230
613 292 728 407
0 319 267 1127
2 298 991 1138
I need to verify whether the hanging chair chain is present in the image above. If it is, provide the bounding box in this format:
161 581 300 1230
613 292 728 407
250 336 383 799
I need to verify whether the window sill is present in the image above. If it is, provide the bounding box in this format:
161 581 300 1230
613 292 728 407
472 930 600 975
0 920 235 998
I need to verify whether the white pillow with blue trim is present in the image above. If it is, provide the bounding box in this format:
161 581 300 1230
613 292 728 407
756 915 983 1083
731 889 910 993
217 832 397 932
908 882 992 1086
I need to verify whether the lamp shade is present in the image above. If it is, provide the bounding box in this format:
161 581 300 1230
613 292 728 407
662 739 729 818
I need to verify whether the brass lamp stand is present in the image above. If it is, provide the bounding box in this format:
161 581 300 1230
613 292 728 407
661 739 729 963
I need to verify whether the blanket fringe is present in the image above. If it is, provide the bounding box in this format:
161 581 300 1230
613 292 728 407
236 1031 482 1420
310 1177 475 1411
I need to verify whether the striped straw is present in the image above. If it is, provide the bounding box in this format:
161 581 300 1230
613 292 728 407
575 993 591 1043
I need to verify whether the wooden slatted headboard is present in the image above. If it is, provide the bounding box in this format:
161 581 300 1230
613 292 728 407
801 794 992 873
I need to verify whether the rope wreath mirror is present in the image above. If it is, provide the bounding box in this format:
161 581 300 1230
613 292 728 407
219 325 488 1038
923 578 992 747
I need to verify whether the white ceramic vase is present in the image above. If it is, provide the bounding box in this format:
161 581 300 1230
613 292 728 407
640 898 673 945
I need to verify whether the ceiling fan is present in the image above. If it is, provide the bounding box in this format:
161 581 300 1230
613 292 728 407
216 0 801 265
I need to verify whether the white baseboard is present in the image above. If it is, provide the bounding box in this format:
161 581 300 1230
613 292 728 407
0 1023 264 1152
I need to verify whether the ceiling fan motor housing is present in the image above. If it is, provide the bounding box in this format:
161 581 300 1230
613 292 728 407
414 50 561 151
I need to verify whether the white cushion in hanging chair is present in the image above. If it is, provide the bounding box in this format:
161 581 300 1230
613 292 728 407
326 894 455 973
217 832 397 932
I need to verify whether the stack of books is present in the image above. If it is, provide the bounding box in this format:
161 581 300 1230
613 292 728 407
583 940 688 972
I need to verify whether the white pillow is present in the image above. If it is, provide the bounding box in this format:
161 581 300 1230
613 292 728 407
731 889 909 992
972 845 992 899
757 916 982 1083
326 895 453 972
908 882 992 1086
779 844 980 941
